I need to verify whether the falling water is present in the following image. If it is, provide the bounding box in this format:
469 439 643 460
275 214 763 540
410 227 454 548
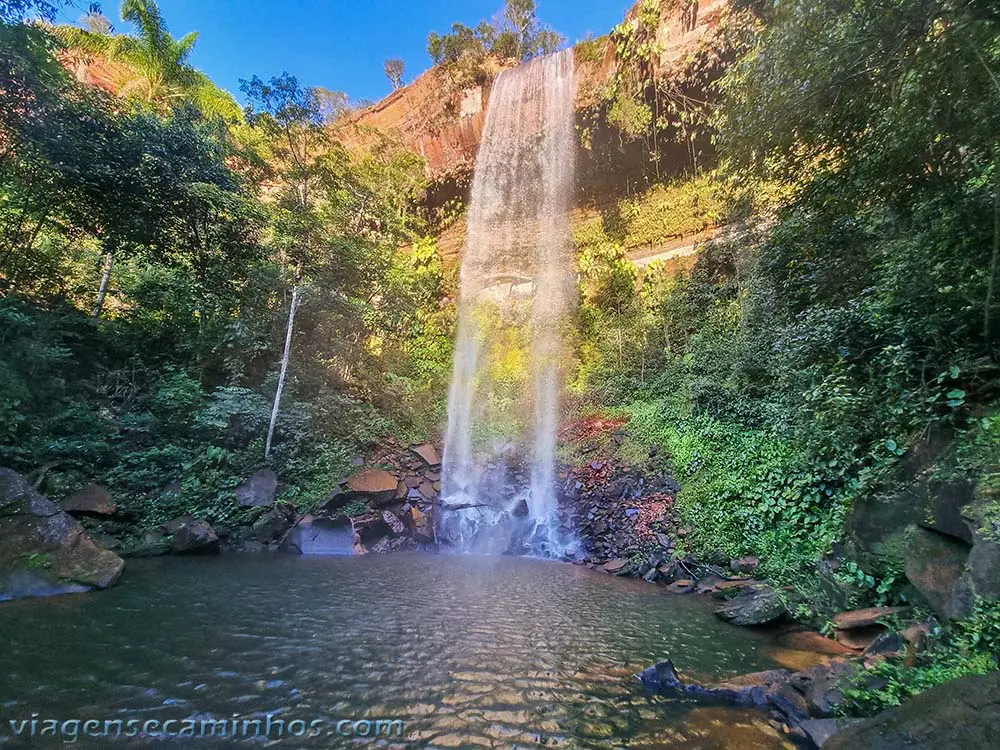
440 50 577 556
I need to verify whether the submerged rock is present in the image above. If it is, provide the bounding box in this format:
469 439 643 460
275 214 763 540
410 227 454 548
0 468 125 601
715 584 787 626
825 671 1000 750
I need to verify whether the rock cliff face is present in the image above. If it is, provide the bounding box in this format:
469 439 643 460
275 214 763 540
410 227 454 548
343 0 729 181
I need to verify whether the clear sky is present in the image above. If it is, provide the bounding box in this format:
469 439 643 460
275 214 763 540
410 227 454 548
58 1 634 105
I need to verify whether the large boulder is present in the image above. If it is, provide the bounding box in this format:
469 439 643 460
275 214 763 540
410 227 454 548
281 515 355 555
825 671 1000 750
252 505 295 543
410 443 441 468
235 469 278 507
346 469 399 506
61 484 116 516
169 517 219 554
715 584 787 626
0 468 125 601
904 526 975 620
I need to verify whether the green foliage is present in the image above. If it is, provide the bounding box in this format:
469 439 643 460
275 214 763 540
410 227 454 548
427 0 564 88
842 600 1000 715
0 9 448 536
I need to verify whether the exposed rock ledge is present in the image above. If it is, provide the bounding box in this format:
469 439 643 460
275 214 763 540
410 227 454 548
637 658 1000 750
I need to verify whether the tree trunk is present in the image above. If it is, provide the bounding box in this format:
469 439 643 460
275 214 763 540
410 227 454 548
91 251 115 318
265 285 301 460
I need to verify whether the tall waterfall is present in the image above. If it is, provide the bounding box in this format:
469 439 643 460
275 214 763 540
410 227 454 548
440 50 577 557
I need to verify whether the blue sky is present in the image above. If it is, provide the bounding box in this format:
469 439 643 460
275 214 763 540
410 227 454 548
58 1 633 104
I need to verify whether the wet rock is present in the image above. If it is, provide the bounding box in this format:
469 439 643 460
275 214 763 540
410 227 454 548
418 481 436 501
346 469 399 506
905 526 974 620
410 444 441 468
832 607 907 630
0 469 125 600
603 558 632 575
162 515 195 535
61 484 116 516
715 584 787 626
667 579 695 593
824 671 1000 750
409 506 434 543
512 498 530 517
170 518 219 554
235 469 279 507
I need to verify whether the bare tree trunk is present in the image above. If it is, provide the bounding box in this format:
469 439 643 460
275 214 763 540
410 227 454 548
91 251 114 318
265 285 301 460
986 149 1000 358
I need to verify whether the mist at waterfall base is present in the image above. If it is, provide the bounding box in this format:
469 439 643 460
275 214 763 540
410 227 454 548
440 50 578 558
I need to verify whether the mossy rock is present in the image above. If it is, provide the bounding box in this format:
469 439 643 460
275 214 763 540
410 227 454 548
1 468 125 601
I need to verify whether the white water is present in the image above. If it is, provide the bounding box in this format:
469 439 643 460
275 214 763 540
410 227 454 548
440 50 577 556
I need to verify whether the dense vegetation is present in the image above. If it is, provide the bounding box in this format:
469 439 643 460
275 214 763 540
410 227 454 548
0 0 452 534
573 0 1000 708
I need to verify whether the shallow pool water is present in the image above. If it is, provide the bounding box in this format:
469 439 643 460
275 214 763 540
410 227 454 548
0 553 796 748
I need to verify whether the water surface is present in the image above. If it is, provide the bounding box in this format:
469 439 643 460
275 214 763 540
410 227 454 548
0 554 795 748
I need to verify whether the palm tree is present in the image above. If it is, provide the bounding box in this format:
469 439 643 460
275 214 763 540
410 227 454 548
53 0 242 121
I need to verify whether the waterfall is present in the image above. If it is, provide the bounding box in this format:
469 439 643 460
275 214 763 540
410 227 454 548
440 49 577 557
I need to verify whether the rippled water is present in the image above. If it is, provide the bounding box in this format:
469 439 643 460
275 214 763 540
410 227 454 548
0 554 796 749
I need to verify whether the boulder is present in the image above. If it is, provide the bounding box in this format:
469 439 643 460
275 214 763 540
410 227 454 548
169 518 219 554
603 558 632 575
252 505 295 543
0 468 125 601
730 555 760 574
410 443 441 467
715 584 787 626
235 469 278 507
408 506 434 543
904 526 975 620
825 671 1000 750
346 469 399 506
835 626 885 651
832 607 907 630
282 515 355 555
61 484 116 516
382 510 405 536
918 479 975 544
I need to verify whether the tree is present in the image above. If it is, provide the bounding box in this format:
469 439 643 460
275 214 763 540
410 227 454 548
52 0 242 121
241 73 332 460
384 57 405 90
426 0 564 81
